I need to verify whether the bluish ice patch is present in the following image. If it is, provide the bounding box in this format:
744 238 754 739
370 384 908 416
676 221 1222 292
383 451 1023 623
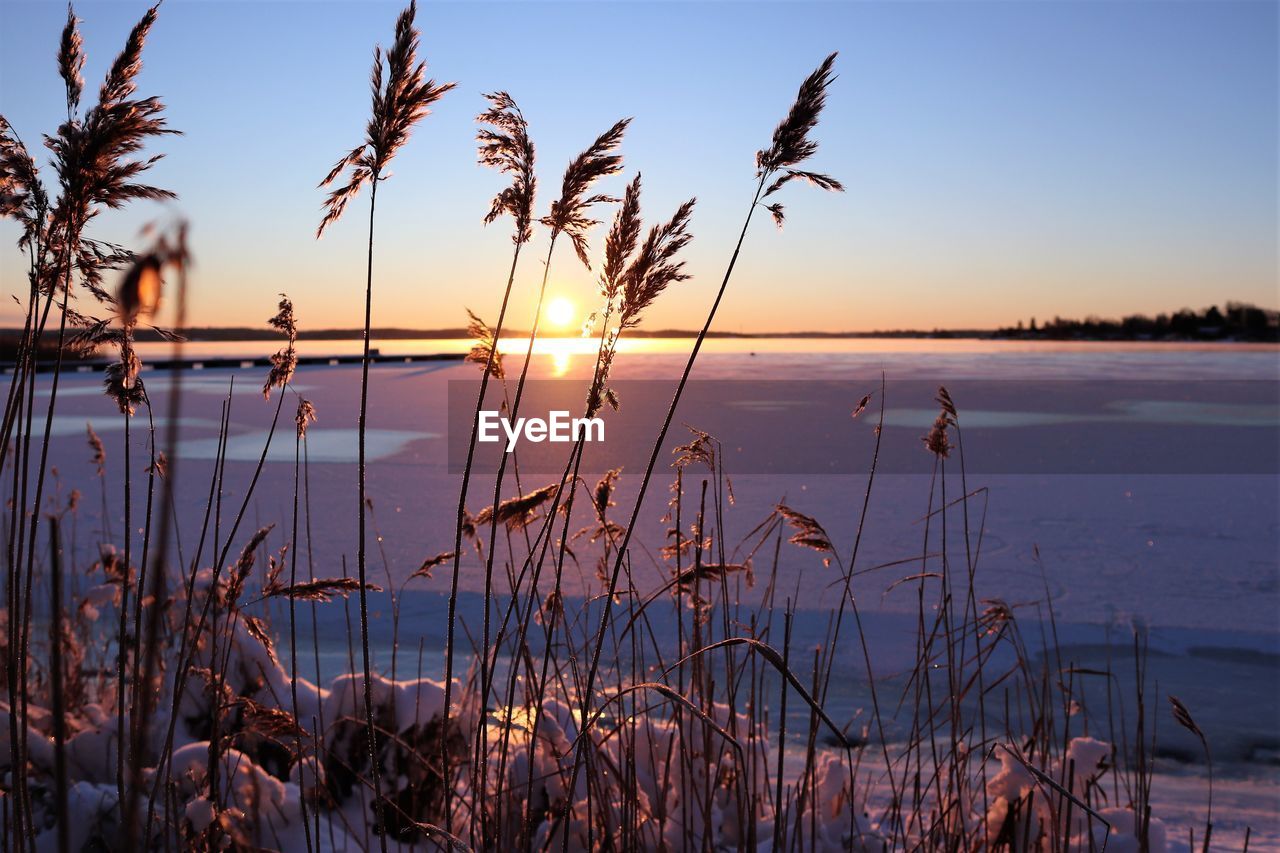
1113 399 1279 426
882 399 1280 429
177 428 437 463
35 415 223 438
35 373 315 398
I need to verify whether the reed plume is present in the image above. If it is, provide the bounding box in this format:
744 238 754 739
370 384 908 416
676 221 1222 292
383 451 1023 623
776 503 835 554
540 117 630 267
585 174 695 416
264 577 383 602
86 422 105 475
46 3 177 248
756 52 843 228
58 4 85 117
316 0 455 237
618 197 695 328
409 550 454 581
477 91 536 245
600 173 643 304
1170 695 1214 851
463 308 504 379
571 54 841 808
263 294 298 398
315 4 452 845
471 482 560 531
295 397 317 437
0 118 47 243
102 334 145 415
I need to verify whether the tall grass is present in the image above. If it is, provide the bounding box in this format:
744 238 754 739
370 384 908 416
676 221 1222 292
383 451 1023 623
442 90 536 832
0 7 1234 853
316 3 454 845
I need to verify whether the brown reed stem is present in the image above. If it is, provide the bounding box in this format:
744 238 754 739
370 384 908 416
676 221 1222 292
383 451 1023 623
567 174 767 814
48 515 68 853
473 231 558 846
356 176 389 852
441 239 524 823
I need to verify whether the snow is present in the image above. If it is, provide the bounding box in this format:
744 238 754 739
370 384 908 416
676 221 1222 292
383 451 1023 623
12 344 1275 848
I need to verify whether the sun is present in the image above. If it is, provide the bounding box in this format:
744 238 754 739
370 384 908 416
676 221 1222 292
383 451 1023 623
546 296 575 330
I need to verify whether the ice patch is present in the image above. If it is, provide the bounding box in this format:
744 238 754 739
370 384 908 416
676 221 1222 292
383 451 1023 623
178 427 436 463
36 373 315 398
33 415 221 438
882 398 1279 428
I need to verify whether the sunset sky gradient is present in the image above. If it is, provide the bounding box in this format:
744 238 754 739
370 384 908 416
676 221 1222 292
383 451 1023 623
1 0 1275 333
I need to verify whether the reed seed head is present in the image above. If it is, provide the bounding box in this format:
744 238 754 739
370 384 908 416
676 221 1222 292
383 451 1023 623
45 1 177 301
86 422 105 475
755 53 843 229
541 117 630 269
296 398 317 438
58 4 85 115
264 294 298 399
464 308 504 379
601 174 643 303
317 1 455 237
477 91 536 244
619 197 695 329
0 117 47 246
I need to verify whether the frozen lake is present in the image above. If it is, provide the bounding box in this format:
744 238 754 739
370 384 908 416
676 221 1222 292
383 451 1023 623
28 338 1280 839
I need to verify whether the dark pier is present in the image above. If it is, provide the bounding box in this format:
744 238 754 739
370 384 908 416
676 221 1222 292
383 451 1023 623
5 351 466 375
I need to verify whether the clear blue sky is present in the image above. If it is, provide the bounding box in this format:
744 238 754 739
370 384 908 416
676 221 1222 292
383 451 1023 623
1 0 1275 333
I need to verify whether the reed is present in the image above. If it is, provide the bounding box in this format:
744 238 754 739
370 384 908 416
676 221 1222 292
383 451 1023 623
1 5 176 846
316 2 454 845
0 12 1235 852
441 91 537 827
568 51 844 824
466 115 628 846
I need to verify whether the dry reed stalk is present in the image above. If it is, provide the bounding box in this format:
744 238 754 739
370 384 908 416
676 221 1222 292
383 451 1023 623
0 7 176 846
567 53 842 826
467 116 628 845
132 222 190 847
476 171 695 841
440 93 537 806
316 4 453 845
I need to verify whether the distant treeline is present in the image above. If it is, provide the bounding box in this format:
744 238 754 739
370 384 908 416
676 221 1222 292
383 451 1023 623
995 302 1279 342
3 303 1276 352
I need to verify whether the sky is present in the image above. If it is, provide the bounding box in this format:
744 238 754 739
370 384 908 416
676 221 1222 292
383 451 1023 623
0 0 1276 334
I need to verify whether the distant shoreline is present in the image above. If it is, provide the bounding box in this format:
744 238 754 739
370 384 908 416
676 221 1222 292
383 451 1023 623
143 327 1005 342
5 326 1276 345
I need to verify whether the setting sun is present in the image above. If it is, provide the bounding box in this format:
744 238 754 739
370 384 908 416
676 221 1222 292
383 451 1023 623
545 296 575 329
